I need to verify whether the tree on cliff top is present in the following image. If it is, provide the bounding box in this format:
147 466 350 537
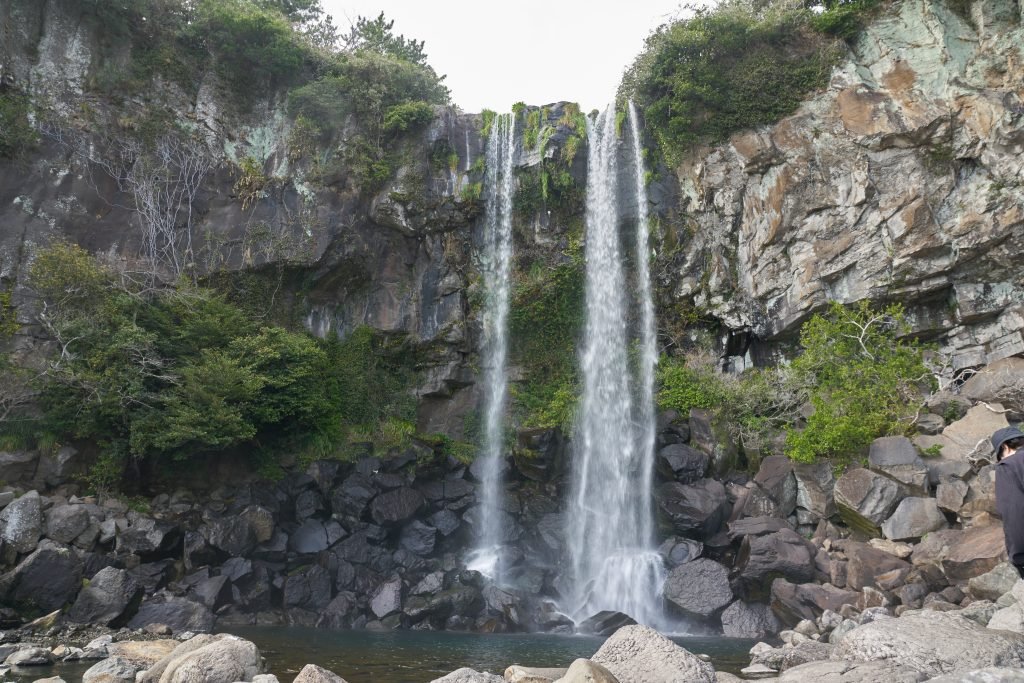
341 12 431 67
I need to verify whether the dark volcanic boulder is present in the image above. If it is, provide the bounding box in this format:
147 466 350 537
578 610 637 636
127 594 215 632
793 461 836 521
0 490 42 554
370 576 403 619
370 487 424 526
44 503 91 544
330 473 376 518
66 566 142 626
881 497 947 541
0 539 83 612
656 444 709 484
658 537 703 568
770 578 858 625
733 528 817 599
868 436 929 493
834 468 906 536
289 519 329 554
204 506 274 556
284 565 332 610
663 558 733 619
743 455 797 518
656 479 729 539
399 520 437 556
115 519 180 558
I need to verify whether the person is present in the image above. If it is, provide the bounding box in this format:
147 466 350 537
994 426 1024 578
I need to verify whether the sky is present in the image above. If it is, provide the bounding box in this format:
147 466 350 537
321 1 694 114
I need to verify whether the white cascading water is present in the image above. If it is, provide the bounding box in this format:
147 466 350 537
467 113 517 582
566 104 665 627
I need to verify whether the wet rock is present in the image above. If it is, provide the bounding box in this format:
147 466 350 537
289 519 329 554
115 519 180 558
318 592 358 629
399 520 436 556
419 478 475 505
0 540 83 612
578 611 637 636
370 576 403 618
721 600 781 639
657 537 703 567
190 574 230 610
0 490 42 554
330 474 376 519
727 516 791 539
734 528 816 599
591 624 715 683
128 559 175 594
293 663 349 682
656 444 709 484
689 408 738 476
881 498 947 541
833 610 1024 676
127 595 215 633
793 462 836 521
664 558 733 619
656 479 729 539
429 509 461 537
284 566 332 611
5 646 53 666
370 487 424 526
868 436 929 493
67 566 142 627
834 468 906 536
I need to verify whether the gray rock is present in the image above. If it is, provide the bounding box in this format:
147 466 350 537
881 498 947 541
0 452 39 484
926 667 1024 682
721 600 781 639
935 479 968 514
370 577 403 618
734 528 816 598
0 490 14 510
745 455 798 518
961 357 1024 414
428 668 503 683
293 663 349 682
555 659 619 683
663 558 733 618
136 633 262 683
915 413 946 435
868 437 929 493
0 490 42 554
67 566 143 627
5 646 53 666
0 539 83 612
82 655 138 683
989 602 1024 632
657 537 703 567
794 461 836 521
656 444 709 484
370 487 424 526
959 600 999 627
656 479 729 539
771 579 859 626
578 611 637 636
289 519 328 555
727 516 791 539
399 520 436 556
283 566 332 610
44 503 91 544
127 595 215 633
833 610 1024 676
968 563 1020 602
591 624 715 683
115 519 179 557
834 469 906 536
505 665 567 683
777 659 927 682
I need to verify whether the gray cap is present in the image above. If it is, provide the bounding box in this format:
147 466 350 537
993 426 1024 458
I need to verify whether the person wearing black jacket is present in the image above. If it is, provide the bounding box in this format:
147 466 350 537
994 426 1024 578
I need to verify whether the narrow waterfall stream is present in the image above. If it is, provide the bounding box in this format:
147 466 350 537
565 104 665 627
467 113 517 582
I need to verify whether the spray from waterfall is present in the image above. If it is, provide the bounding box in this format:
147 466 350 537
565 103 664 627
467 113 516 583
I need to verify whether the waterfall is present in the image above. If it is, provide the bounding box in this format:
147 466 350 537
565 103 664 627
467 113 516 582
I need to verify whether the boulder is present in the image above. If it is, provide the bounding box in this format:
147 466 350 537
927 668 1024 683
777 660 927 682
910 528 964 587
289 519 329 555
942 523 1006 582
721 600 781 639
591 624 715 683
505 666 567 683
868 437 929 493
733 528 816 599
370 487 424 526
137 634 262 683
744 455 797 518
656 444 709 484
845 542 912 591
105 640 178 668
968 563 1020 602
204 506 273 556
793 461 836 521
935 479 968 514
770 578 859 625
989 603 1024 632
370 577 403 619
834 469 906 536
293 663 349 683
67 567 143 627
44 503 91 545
0 539 83 612
657 537 703 568
330 474 376 518
0 490 42 554
961 357 1024 413
115 519 180 558
833 610 1024 676
656 479 729 539
127 595 215 633
727 516 791 539
963 465 998 517
881 498 947 541
284 566 332 610
428 668 502 683
0 451 39 484
578 611 637 636
663 558 733 618
82 656 139 683
940 404 1009 461
5 646 53 665
689 408 738 476
555 659 619 683
399 520 437 556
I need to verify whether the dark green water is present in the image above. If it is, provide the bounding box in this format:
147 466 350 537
8 628 755 682
227 626 757 682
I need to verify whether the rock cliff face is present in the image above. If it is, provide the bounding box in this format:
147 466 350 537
661 0 1024 370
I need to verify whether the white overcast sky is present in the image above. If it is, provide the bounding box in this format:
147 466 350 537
321 1 697 113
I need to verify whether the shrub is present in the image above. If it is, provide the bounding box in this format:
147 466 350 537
0 90 38 159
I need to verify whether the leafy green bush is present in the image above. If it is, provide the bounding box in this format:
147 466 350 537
620 0 849 162
784 301 931 463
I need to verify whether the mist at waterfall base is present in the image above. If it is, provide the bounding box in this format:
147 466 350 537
464 103 681 633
